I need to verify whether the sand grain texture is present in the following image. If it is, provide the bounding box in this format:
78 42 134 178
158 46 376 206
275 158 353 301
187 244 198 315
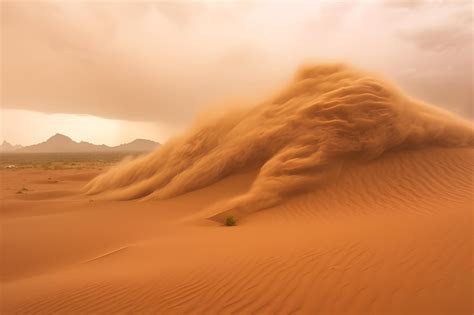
1 146 473 314
2 64 474 314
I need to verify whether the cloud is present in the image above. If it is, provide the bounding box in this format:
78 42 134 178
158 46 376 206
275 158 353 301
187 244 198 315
1 0 472 128
381 0 427 10
1 1 284 125
150 2 207 26
401 25 472 51
395 1 473 52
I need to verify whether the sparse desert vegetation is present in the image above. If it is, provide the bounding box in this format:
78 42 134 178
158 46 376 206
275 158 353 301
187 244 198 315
225 216 236 226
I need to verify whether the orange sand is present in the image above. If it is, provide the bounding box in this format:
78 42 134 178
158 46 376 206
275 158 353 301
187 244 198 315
1 146 473 314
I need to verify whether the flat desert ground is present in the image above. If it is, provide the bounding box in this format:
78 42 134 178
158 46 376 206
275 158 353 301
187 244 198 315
1 146 473 314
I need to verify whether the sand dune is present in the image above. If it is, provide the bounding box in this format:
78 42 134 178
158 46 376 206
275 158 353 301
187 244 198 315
84 63 473 222
2 63 473 313
1 146 473 314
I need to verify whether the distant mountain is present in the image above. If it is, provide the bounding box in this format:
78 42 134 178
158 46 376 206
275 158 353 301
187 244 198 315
17 134 109 153
0 141 23 152
10 134 160 153
111 139 160 152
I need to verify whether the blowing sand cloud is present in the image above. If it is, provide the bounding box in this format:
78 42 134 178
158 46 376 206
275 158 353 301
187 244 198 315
85 64 474 220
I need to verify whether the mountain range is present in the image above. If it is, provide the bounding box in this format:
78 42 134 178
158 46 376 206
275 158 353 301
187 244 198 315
0 141 23 152
0 134 160 153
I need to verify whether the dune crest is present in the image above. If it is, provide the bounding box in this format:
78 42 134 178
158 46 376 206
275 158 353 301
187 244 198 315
84 63 474 219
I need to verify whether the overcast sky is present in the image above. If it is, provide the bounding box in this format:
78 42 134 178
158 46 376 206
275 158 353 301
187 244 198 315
1 0 472 145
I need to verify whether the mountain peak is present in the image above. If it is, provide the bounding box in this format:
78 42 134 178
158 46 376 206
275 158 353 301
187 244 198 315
128 139 154 144
45 134 75 146
48 133 73 141
0 140 23 152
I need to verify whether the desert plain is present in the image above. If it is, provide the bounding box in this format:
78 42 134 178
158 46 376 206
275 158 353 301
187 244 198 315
1 144 473 314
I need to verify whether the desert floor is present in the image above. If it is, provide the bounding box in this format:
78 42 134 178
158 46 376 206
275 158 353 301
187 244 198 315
1 147 473 314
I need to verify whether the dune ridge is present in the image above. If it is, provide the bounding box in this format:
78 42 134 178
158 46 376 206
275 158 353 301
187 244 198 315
84 63 474 219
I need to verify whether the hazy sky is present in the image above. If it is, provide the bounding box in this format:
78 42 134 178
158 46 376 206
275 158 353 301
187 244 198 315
1 0 472 145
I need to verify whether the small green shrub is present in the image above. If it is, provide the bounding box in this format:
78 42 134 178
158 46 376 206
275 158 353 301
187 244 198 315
225 216 236 226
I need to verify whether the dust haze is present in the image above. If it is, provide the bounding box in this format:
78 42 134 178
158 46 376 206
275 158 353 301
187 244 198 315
1 1 472 129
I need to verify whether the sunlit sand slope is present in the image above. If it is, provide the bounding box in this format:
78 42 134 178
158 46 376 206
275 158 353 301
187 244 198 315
2 146 473 314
